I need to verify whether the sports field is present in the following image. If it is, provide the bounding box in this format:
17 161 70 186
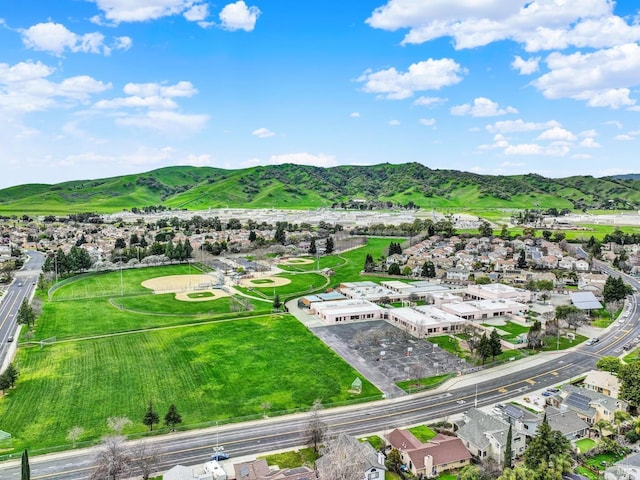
2 264 380 452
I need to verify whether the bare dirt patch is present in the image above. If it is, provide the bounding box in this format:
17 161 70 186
142 274 230 302
240 276 291 287
279 257 314 265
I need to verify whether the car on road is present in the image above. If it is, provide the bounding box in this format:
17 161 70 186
585 338 600 346
546 387 559 393
7 336 14 342
456 399 466 405
211 451 229 461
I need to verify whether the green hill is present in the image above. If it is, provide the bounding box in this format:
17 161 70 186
1 163 640 215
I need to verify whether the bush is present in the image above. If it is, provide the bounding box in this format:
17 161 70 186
625 429 640 443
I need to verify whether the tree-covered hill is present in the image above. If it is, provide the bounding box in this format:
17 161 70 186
1 162 639 215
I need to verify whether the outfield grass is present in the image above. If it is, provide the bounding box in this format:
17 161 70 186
2 315 381 451
277 256 346 272
235 272 328 299
50 264 200 301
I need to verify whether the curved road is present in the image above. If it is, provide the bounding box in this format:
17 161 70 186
0 259 639 479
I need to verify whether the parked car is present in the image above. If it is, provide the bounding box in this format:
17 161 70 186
211 451 229 461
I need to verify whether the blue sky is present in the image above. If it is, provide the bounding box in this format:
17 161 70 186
1 0 640 189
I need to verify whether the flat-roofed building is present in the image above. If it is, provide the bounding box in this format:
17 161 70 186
387 305 466 337
339 281 402 303
465 283 532 303
311 299 385 323
440 299 527 321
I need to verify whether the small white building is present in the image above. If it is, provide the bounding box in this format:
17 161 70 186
440 299 528 321
311 299 385 323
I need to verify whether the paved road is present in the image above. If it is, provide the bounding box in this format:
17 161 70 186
0 251 45 371
1 261 638 479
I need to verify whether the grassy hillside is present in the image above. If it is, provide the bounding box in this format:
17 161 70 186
1 163 640 215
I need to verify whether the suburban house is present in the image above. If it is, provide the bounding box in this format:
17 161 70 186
604 452 640 480
233 459 315 480
582 370 621 399
164 461 227 480
455 409 526 465
315 434 386 480
551 384 628 425
386 428 471 478
498 404 588 441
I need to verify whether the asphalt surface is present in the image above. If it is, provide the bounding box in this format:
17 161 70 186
0 251 45 371
0 258 639 479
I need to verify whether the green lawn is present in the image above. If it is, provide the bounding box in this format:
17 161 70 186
3 314 380 452
428 335 464 357
277 256 346 272
483 321 529 342
261 447 318 469
575 438 596 453
408 425 437 442
396 374 453 392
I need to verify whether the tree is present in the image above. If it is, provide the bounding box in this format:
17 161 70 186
4 363 19 389
0 372 10 394
142 400 159 432
619 362 640 407
308 238 317 254
316 434 372 480
273 294 282 310
489 328 502 360
131 442 159 480
274 225 286 245
527 320 544 350
594 419 612 438
524 414 571 471
517 250 527 269
457 465 482 480
477 333 492 364
614 410 631 435
499 224 510 240
306 399 326 453
478 220 493 237
107 416 132 435
596 356 622 374
248 230 257 242
603 276 633 303
388 263 401 275
16 299 35 329
324 236 334 254
504 423 513 469
421 260 436 278
164 404 182 431
364 253 375 273
21 449 30 480
475 276 491 285
91 436 131 480
66 426 84 448
385 447 402 474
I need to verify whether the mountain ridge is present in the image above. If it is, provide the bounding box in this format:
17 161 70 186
2 162 639 215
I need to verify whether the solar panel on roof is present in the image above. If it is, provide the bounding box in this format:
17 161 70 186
565 392 591 411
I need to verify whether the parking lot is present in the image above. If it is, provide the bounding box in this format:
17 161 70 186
310 320 470 398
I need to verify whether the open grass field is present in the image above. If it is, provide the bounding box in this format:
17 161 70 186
2 315 380 451
235 272 328 299
50 264 201 301
277 255 346 273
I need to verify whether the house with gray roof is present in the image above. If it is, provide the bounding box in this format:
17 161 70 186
455 408 526 465
553 384 628 426
604 452 640 480
316 434 386 480
499 404 588 441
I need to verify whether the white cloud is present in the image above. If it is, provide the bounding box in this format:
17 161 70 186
511 56 539 75
0 61 110 113
358 58 465 100
184 3 209 21
603 120 622 129
533 44 640 108
413 96 447 107
486 119 561 134
388 119 400 126
94 95 178 109
252 127 275 138
260 152 338 168
116 110 209 134
451 97 517 117
365 0 640 52
219 1 261 31
536 126 576 142
350 112 360 118
580 138 601 148
419 118 436 127
89 0 205 23
20 22 130 56
504 144 545 155
579 129 597 138
615 134 634 141
123 81 197 98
